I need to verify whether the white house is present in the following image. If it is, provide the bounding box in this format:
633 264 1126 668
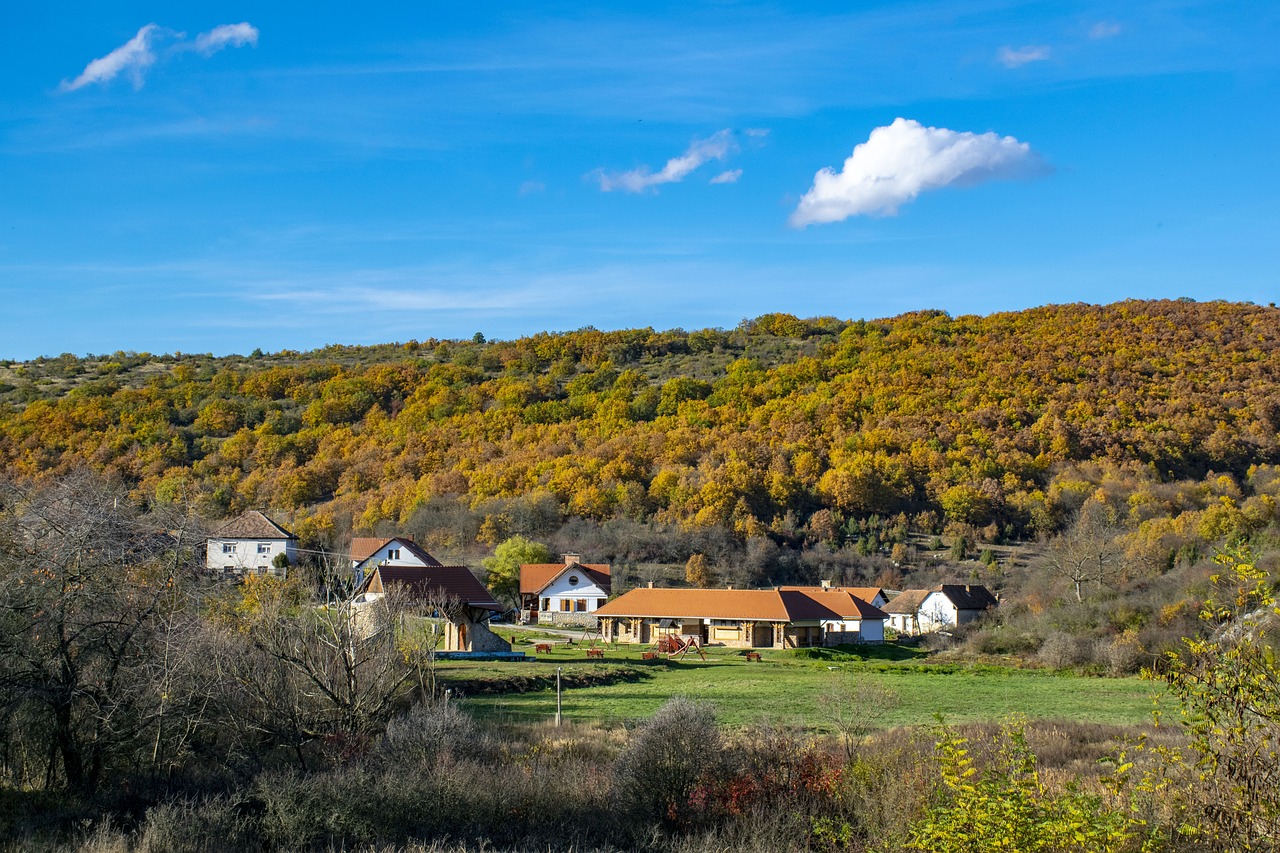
519 554 611 624
350 536 442 586
206 510 297 575
884 584 999 635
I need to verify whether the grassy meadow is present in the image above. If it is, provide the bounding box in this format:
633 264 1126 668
449 640 1158 729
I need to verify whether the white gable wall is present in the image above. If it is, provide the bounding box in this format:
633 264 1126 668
539 568 609 613
917 592 960 632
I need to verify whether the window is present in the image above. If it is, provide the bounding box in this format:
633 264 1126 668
576 599 587 612
597 598 607 609
561 599 572 611
567 575 579 586
221 543 234 554
541 598 550 611
387 548 401 560
257 543 271 554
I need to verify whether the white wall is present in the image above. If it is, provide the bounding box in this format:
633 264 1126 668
917 592 959 632
206 538 295 573
539 569 609 613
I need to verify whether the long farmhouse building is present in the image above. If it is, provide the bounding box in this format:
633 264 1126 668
595 585 888 649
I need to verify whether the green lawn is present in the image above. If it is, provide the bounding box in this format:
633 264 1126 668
452 643 1158 730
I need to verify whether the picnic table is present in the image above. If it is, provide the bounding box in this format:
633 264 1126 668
535 643 553 654
744 651 762 662
585 648 604 659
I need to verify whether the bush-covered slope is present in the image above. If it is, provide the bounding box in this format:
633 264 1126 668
2 300 1279 556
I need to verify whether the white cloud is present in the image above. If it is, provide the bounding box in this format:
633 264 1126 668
790 117 1048 226
518 180 546 195
595 129 735 192
193 22 259 55
710 169 742 184
1089 21 1122 39
997 45 1051 68
61 24 162 91
61 21 257 92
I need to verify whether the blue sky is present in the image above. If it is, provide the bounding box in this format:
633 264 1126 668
2 1 1277 358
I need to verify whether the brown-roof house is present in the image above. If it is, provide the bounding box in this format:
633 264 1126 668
883 584 999 636
354 564 510 653
206 510 297 576
594 585 887 648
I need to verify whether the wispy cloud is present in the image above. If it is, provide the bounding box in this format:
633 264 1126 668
1089 21 1122 39
997 44 1051 68
60 22 258 92
790 117 1049 226
710 169 742 185
594 129 736 192
61 24 163 91
192 22 259 56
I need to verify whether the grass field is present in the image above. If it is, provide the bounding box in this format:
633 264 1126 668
450 642 1159 730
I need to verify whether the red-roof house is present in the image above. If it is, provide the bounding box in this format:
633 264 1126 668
594 585 887 648
519 553 611 625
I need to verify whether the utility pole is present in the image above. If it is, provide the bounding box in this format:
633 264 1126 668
555 666 563 727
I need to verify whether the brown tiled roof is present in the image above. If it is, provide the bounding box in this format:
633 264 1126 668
520 562 611 595
783 588 890 621
594 587 886 623
779 586 885 605
213 510 295 540
350 537 387 564
882 589 931 615
358 565 502 611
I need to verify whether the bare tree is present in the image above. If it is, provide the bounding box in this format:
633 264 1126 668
1039 503 1122 602
212 573 438 768
818 677 901 761
0 472 202 794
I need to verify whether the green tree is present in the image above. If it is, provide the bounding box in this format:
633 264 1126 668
481 535 552 605
906 722 1145 852
1158 545 1280 849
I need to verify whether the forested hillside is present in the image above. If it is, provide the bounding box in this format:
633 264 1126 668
2 299 1279 583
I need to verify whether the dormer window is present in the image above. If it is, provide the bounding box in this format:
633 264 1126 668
568 575 579 586
387 548 401 560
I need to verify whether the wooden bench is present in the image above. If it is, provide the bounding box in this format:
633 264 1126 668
744 652 762 662
641 651 659 660
535 643 553 654
585 648 604 659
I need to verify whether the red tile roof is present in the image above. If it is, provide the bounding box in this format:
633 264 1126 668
351 537 442 570
594 587 887 623
520 562 611 595
213 510 295 540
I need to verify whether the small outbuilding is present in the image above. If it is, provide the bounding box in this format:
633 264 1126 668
354 564 509 653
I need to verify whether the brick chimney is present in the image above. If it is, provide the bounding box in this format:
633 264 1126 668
562 553 581 566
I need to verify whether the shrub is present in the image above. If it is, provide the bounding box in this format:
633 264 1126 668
613 697 722 830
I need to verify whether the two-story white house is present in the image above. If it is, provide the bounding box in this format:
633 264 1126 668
519 554 611 625
350 536 442 587
206 510 297 575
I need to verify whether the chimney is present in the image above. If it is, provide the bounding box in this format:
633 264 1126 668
563 553 581 566
726 584 733 590
820 579 832 589
647 581 654 589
